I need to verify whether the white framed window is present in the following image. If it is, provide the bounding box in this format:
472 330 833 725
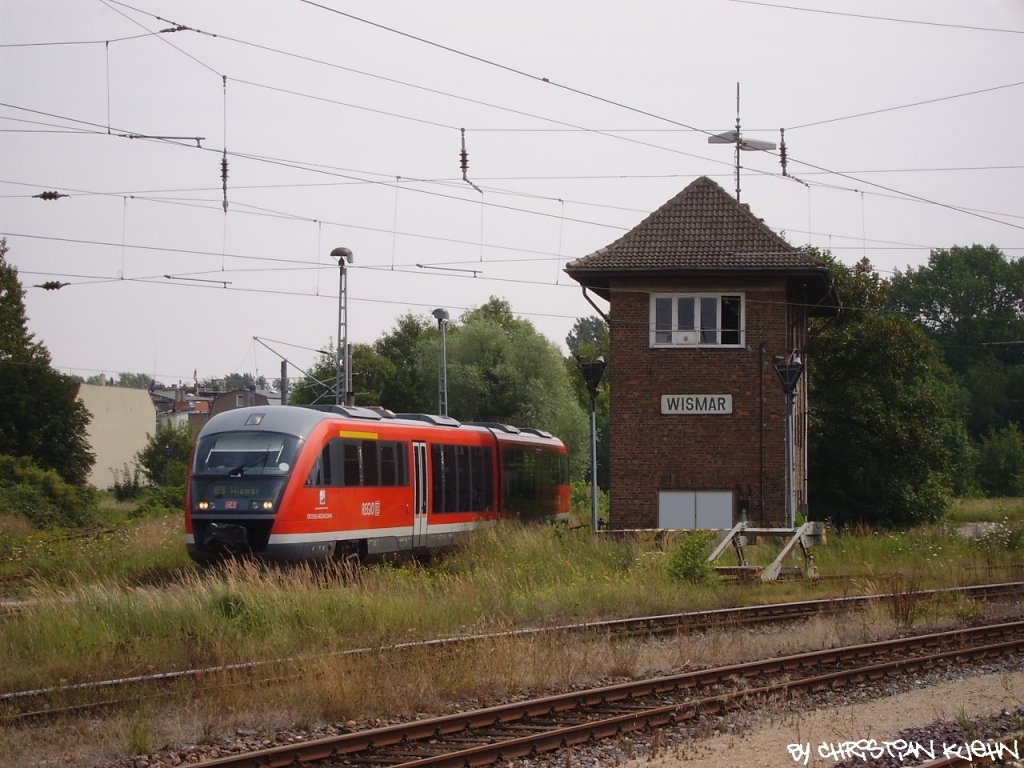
650 293 744 348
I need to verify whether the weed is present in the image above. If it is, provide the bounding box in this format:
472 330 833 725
887 572 923 628
665 531 718 585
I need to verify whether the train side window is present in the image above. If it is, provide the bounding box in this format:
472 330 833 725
324 440 344 486
342 441 361 486
502 447 537 517
380 442 408 486
430 444 444 512
474 446 493 510
361 440 380 486
443 445 458 512
455 445 472 511
305 447 331 487
431 444 458 513
430 443 493 513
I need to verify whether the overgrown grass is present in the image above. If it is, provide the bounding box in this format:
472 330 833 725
0 490 192 588
3 499 1024 767
0 526 726 693
4 510 1022 696
948 496 1024 523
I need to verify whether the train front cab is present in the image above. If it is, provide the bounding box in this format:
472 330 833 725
185 407 318 562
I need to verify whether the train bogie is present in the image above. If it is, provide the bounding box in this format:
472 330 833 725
185 405 569 563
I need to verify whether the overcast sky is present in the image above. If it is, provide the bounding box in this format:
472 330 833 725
2 1 1022 387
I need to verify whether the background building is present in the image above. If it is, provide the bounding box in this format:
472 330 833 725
76 383 155 489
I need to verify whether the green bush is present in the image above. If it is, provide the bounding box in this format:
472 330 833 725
975 424 1024 497
134 484 186 518
665 531 717 585
111 463 145 501
570 479 608 528
0 454 97 528
137 421 193 487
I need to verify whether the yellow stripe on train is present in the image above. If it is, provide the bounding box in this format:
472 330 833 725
340 430 379 440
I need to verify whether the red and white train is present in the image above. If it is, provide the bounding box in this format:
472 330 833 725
185 404 570 563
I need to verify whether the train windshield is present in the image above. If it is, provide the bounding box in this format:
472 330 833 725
194 431 300 477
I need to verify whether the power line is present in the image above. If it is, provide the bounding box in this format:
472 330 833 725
785 164 1024 232
6 9 1022 256
230 77 459 131
789 80 1024 131
104 1 736 167
276 4 1024 236
15 263 589 320
727 1 1024 35
0 33 155 47
97 0 221 77
19 5 1013 244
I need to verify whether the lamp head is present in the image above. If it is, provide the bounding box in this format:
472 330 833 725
331 246 354 264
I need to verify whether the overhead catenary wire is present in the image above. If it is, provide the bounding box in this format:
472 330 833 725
727 0 1024 35
7 0 1023 383
181 6 1024 236
6 95 1023 244
8 4 1018 243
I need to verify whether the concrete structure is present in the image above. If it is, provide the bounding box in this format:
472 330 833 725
76 383 156 489
565 177 837 530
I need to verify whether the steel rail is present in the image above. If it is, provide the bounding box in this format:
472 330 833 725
4 580 1023 722
186 620 1024 768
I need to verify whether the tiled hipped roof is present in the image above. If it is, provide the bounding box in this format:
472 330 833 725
565 176 833 299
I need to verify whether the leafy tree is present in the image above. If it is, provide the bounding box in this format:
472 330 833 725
446 298 589 475
290 300 588 476
212 372 269 391
287 343 379 406
373 313 433 413
136 420 194 487
0 240 94 485
890 245 1024 370
808 254 967 527
116 372 160 389
285 347 337 406
889 245 1024 439
566 315 609 359
975 424 1024 497
0 239 49 365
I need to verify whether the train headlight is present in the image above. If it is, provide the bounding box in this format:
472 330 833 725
197 501 210 510
262 501 274 511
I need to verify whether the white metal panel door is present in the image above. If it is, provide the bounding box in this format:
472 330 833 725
658 491 695 529
695 491 733 529
658 490 733 530
412 441 428 548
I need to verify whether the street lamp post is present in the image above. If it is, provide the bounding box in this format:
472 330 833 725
331 247 354 406
432 308 449 417
576 356 607 534
773 349 804 529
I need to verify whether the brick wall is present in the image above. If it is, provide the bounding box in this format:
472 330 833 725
607 278 804 529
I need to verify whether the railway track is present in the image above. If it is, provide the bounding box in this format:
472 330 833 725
186 620 1024 768
3 581 1022 725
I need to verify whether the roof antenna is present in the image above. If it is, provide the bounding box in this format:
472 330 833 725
708 83 776 202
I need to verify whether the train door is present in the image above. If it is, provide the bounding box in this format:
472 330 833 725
412 441 428 548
